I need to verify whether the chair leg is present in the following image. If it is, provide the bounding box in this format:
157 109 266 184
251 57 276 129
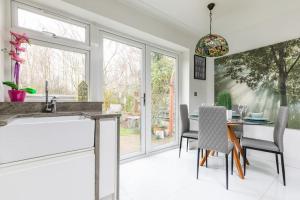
197 148 200 179
275 154 279 174
243 147 247 176
205 150 208 168
179 136 183 158
186 138 189 152
231 149 234 175
225 154 229 190
281 153 286 186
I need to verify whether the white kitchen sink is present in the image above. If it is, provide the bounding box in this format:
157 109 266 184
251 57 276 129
0 115 95 164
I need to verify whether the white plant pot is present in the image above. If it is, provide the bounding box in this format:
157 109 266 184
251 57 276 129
226 110 233 120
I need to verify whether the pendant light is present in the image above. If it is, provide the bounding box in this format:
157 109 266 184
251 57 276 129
195 3 229 57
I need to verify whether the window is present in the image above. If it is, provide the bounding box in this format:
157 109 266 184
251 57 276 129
16 7 87 43
12 2 90 101
20 43 87 99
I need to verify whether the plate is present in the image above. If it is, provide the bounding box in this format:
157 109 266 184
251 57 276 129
244 117 268 121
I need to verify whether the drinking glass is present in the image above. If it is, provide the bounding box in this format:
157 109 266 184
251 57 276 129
244 105 248 117
238 104 244 119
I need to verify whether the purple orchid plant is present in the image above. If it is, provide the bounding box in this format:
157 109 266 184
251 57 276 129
2 31 36 94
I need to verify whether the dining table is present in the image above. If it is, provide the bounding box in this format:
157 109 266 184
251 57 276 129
189 112 273 180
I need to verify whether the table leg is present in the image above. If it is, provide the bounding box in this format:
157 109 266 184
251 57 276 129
200 150 211 166
227 126 249 165
232 145 244 179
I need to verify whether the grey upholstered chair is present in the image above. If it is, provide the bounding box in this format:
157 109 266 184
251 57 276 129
179 104 198 157
196 106 234 190
232 105 243 139
242 106 288 186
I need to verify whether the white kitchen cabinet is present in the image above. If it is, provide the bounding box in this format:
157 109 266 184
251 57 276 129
0 115 120 200
0 116 94 164
99 118 119 200
0 151 95 200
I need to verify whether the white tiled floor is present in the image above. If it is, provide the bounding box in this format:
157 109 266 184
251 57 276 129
120 147 300 200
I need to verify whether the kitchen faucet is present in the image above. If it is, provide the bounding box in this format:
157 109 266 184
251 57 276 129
44 80 57 113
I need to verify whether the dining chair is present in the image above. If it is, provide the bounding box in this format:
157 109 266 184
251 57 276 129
196 106 234 190
242 106 288 186
179 104 198 158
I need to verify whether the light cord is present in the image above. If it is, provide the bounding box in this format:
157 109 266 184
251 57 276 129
209 10 212 35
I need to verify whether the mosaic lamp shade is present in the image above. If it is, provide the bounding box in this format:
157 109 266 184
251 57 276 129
195 34 229 57
195 3 229 57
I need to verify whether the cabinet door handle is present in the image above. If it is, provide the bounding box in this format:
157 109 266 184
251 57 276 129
143 93 146 106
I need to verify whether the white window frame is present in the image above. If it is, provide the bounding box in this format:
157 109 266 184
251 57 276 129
22 39 90 102
11 1 90 47
11 1 91 101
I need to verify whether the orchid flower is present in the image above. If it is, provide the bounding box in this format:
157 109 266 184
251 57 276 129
9 41 26 52
10 31 30 44
9 51 25 63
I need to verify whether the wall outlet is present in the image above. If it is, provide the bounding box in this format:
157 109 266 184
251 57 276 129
194 92 197 96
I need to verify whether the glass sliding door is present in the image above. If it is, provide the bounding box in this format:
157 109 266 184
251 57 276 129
103 36 145 158
147 48 178 151
102 34 178 159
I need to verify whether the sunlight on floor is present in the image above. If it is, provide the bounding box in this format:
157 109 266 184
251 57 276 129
120 147 300 200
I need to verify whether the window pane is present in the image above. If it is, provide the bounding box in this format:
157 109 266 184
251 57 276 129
20 43 86 99
151 52 176 147
103 38 143 156
18 8 86 42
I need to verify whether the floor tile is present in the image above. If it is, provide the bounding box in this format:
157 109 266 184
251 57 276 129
120 146 300 200
261 166 300 200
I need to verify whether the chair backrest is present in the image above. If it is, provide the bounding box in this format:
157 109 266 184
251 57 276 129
198 106 229 153
180 104 190 134
273 106 288 152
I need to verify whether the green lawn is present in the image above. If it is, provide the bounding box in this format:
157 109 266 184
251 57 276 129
120 128 140 136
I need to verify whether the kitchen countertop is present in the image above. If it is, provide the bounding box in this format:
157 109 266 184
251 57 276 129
0 111 121 127
0 102 120 126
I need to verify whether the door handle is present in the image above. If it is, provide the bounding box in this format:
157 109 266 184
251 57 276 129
143 93 146 106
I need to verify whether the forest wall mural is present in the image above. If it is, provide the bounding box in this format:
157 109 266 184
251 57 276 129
215 37 300 129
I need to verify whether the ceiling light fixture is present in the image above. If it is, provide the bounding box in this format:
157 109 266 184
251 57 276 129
195 3 229 57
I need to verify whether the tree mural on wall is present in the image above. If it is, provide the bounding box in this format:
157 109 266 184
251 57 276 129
215 37 300 129
215 38 300 107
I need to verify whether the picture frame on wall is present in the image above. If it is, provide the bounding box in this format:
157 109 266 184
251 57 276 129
194 55 206 80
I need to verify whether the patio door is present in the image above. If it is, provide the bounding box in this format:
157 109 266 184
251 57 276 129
146 47 178 152
102 33 178 159
102 34 146 159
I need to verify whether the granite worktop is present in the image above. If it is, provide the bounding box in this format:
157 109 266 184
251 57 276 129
0 102 120 126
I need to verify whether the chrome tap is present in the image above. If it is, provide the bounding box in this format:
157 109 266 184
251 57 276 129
44 80 57 113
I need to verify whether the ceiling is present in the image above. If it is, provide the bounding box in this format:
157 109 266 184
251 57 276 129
120 0 300 39
119 0 300 35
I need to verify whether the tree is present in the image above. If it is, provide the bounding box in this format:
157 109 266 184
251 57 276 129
215 38 300 106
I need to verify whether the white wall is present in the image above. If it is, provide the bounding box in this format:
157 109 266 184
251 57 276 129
189 54 214 111
178 51 190 106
